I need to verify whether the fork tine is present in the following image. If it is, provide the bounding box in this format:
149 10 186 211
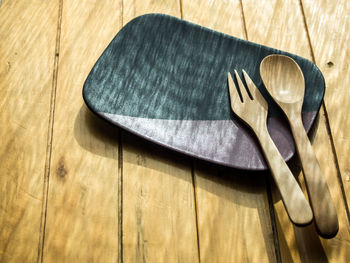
234 70 250 101
227 72 241 107
242 70 268 109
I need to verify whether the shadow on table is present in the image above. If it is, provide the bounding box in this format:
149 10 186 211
74 104 120 159
75 104 329 262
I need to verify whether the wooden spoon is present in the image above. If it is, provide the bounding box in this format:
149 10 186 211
260 54 338 238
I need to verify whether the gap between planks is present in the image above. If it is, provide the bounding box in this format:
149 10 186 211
118 132 123 263
298 0 350 228
179 1 202 261
191 162 201 263
238 0 248 40
265 175 283 263
178 0 201 261
179 0 184 21
118 2 124 263
38 0 64 262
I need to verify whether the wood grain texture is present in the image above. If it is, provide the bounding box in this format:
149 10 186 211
0 1 58 262
42 1 122 262
121 1 199 262
123 0 180 25
181 0 246 37
302 0 350 209
242 0 350 261
122 134 198 262
182 0 277 262
194 163 276 263
243 0 311 58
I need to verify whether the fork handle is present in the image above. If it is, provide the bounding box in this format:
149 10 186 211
254 125 313 225
290 116 338 238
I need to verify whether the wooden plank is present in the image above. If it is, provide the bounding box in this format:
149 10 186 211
194 163 277 263
123 0 180 25
0 1 58 262
122 134 199 262
302 0 350 208
242 0 350 261
121 1 199 262
182 1 277 262
243 0 310 57
181 0 246 37
42 2 122 262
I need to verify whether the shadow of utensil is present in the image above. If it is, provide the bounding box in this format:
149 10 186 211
270 177 330 263
292 111 329 262
293 223 329 262
74 104 119 159
274 208 329 263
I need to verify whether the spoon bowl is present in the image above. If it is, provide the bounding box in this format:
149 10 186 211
260 55 305 105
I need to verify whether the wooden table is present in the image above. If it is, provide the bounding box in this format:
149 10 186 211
1 1 349 262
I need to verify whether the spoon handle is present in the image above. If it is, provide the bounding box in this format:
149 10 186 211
254 125 313 226
290 116 339 238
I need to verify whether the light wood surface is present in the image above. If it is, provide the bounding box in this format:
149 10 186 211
42 1 122 262
0 1 58 262
1 0 349 262
260 54 338 238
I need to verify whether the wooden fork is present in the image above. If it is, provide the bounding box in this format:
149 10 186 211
227 70 313 225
